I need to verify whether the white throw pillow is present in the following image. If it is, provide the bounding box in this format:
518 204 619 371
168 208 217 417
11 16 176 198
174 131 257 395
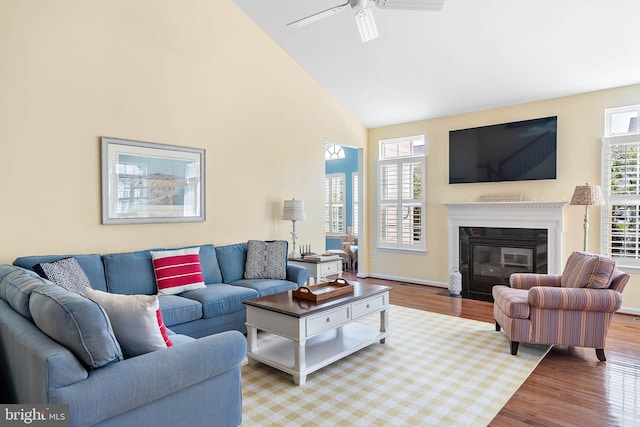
86 289 172 358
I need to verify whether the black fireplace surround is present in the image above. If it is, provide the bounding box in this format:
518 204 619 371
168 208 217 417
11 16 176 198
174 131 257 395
458 227 548 301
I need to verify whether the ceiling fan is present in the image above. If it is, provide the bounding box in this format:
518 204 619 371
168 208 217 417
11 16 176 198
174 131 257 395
287 0 446 43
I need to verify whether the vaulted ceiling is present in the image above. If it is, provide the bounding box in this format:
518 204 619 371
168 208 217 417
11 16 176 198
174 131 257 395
233 0 640 128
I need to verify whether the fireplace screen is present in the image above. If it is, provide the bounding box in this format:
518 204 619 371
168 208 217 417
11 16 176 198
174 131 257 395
459 227 548 301
471 245 534 282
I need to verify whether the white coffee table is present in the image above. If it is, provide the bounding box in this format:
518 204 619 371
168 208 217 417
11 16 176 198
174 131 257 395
244 282 391 385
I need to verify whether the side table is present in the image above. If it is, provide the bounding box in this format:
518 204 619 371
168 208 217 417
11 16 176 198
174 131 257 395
288 258 342 285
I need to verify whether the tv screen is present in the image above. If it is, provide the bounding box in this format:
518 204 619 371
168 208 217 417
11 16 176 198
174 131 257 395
449 116 557 184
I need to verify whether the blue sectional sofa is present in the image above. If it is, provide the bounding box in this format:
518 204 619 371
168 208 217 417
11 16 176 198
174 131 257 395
13 242 308 337
0 242 308 427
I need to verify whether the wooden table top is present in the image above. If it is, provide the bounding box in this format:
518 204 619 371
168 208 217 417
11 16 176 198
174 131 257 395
244 281 391 318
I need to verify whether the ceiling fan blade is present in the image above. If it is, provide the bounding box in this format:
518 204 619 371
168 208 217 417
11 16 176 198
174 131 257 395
287 1 349 28
374 0 445 11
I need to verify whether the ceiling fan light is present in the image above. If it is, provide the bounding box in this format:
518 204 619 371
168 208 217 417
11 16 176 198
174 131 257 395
355 8 378 42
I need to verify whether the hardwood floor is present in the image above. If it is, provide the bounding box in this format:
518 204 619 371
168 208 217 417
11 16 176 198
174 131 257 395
342 272 640 426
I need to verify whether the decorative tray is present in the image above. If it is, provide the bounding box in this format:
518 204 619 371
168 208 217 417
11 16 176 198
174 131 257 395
292 278 354 302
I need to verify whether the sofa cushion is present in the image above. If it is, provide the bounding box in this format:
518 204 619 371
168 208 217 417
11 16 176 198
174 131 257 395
180 284 258 318
104 245 223 295
215 243 247 283
103 249 158 295
151 248 206 295
29 285 123 369
13 254 107 292
157 295 203 327
561 252 615 289
194 244 224 284
244 240 288 280
33 257 92 296
0 265 54 320
86 289 172 358
231 278 298 297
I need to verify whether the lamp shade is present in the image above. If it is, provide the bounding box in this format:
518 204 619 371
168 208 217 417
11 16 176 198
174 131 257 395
282 199 306 221
570 183 605 206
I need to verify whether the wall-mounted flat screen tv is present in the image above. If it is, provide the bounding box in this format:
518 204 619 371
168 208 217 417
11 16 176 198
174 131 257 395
449 116 557 184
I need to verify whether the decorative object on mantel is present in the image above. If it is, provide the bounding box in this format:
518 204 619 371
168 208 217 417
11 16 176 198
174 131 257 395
282 198 306 259
570 183 605 251
478 194 523 202
448 267 462 297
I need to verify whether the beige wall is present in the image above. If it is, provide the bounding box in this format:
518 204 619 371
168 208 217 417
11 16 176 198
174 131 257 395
368 84 640 312
0 1 366 262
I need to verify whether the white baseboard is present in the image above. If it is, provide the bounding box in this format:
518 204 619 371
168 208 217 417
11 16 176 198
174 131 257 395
619 307 640 316
357 272 447 288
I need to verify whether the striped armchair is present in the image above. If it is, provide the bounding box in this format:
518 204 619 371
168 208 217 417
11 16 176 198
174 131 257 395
492 251 629 361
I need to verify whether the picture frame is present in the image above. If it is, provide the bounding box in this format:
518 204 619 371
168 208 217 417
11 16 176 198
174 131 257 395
101 137 205 224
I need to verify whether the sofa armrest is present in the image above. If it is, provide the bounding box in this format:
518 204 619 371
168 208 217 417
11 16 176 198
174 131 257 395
287 264 308 287
50 330 246 427
510 273 562 290
528 286 623 312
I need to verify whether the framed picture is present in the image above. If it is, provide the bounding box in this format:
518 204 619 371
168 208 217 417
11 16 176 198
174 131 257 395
101 137 205 224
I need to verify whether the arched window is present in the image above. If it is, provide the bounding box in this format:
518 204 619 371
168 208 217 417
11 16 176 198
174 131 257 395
325 144 345 160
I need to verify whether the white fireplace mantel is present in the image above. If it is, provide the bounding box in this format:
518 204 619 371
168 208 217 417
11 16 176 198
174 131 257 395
442 201 567 275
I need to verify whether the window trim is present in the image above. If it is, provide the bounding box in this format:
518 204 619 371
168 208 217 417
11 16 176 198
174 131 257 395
601 104 640 271
376 135 426 252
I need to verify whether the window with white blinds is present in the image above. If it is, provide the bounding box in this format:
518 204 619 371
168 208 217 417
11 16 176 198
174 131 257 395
602 105 640 267
325 173 345 235
377 135 425 251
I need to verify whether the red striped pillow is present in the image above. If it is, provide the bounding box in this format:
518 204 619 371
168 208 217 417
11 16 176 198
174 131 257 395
150 248 206 295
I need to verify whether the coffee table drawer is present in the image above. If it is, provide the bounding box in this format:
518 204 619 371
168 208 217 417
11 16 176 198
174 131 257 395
352 295 385 319
306 306 350 336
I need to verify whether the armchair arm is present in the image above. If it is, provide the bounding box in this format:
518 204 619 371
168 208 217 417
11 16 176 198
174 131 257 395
50 330 246 427
286 264 308 287
510 273 562 290
528 286 623 312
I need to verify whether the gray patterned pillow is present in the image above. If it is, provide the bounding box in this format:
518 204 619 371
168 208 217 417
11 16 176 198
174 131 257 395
33 257 92 296
244 240 288 280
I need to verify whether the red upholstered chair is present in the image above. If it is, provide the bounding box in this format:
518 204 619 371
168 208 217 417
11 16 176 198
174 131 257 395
492 251 629 361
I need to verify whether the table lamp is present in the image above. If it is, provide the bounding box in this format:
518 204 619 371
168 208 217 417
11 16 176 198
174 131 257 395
282 198 306 259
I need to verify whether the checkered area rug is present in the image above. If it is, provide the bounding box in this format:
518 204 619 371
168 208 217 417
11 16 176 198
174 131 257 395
241 305 549 426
